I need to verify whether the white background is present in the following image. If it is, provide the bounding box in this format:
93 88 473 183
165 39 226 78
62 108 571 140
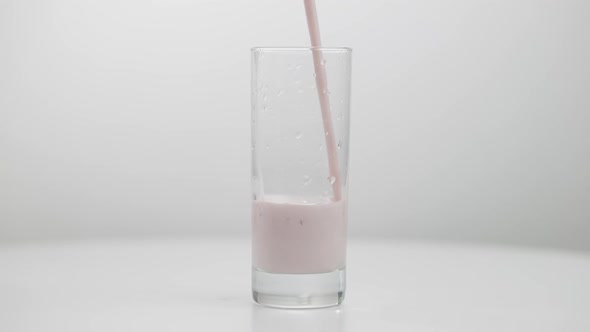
1 0 588 250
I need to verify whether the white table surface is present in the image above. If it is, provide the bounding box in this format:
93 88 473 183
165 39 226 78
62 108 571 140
1 237 589 332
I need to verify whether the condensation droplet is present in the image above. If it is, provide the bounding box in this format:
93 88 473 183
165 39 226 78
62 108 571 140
295 131 303 140
319 144 324 151
325 131 329 137
322 88 331 96
297 88 304 94
265 144 270 150
337 140 342 149
328 176 336 185
295 64 303 70
277 89 284 97
295 80 301 85
312 72 317 78
321 58 327 66
253 194 257 200
251 144 255 151
302 175 312 186
252 119 256 125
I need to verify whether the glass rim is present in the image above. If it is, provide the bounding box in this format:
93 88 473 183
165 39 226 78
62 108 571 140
251 46 352 53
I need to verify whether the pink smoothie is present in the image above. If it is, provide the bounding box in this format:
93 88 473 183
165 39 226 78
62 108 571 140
252 196 347 274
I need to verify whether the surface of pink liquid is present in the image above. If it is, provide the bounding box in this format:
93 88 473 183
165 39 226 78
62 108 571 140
252 196 347 274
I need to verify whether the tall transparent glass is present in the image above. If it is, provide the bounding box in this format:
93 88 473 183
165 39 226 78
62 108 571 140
251 47 352 308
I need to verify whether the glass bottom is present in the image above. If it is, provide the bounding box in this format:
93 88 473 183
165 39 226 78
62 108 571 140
252 267 346 309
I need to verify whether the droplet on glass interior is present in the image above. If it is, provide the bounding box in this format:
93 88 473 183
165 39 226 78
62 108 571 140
277 89 284 97
302 175 312 186
265 144 270 149
337 140 342 149
295 131 303 140
321 58 327 66
295 64 303 70
253 194 257 200
328 176 336 185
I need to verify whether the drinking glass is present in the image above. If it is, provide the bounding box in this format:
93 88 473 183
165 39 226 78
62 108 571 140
251 47 352 308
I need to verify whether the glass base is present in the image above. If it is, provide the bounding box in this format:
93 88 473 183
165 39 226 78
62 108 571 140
252 267 346 309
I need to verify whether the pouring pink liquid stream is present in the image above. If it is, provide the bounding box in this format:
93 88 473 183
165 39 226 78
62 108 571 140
304 0 343 201
253 0 346 274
